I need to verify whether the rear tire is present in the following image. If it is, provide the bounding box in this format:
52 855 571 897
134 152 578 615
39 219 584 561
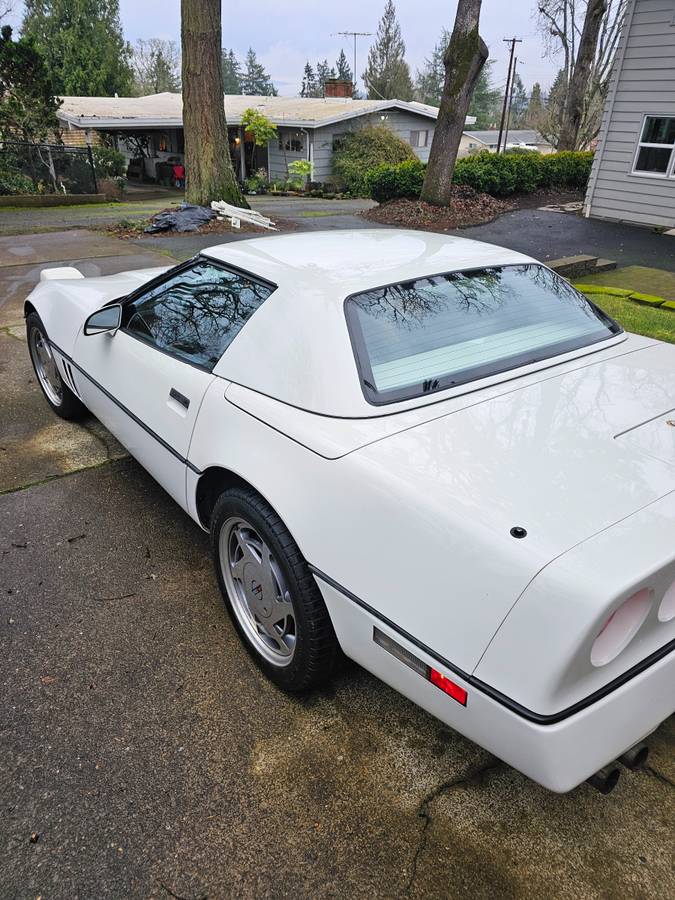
26 312 87 420
211 486 339 692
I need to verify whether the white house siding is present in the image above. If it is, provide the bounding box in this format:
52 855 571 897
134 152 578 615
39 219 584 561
585 0 675 228
306 110 437 183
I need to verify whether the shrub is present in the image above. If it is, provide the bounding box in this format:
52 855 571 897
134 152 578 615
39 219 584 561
333 124 415 196
0 171 36 195
539 151 594 189
92 145 127 178
366 158 426 203
452 149 594 196
98 176 127 199
363 149 595 202
244 167 269 194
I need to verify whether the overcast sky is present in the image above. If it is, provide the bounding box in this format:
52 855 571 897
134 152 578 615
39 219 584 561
10 1 560 96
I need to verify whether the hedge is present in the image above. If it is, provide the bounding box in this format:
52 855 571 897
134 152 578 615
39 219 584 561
366 150 595 203
366 158 425 203
333 124 415 196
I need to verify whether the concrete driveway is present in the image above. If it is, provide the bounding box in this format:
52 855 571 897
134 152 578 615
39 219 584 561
1 230 674 899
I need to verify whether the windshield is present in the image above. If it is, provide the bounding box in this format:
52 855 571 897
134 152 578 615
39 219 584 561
346 263 622 405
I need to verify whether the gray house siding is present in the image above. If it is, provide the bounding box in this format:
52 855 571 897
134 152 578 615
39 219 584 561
266 110 436 184
267 127 309 181
585 0 675 228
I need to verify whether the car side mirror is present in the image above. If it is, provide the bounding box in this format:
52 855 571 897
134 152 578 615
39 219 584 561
84 303 122 336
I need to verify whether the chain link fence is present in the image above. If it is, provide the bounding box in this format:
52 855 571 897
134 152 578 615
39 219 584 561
0 141 98 196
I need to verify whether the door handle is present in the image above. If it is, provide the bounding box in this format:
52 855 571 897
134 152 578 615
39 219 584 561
169 387 190 409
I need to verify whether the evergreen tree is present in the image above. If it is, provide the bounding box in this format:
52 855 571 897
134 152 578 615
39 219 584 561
316 59 336 94
468 60 501 128
525 82 544 129
240 47 277 96
181 0 246 207
335 49 352 84
539 68 567 145
509 72 529 129
362 1 414 101
414 28 449 106
300 61 317 97
132 38 180 95
22 0 133 96
0 24 60 141
221 48 242 93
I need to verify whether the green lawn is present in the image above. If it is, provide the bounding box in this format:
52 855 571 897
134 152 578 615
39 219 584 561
588 292 675 344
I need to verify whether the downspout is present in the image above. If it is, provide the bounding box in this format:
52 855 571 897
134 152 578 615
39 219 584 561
300 128 312 182
584 0 636 218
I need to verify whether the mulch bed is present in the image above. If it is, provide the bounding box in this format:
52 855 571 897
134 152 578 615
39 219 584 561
362 185 514 231
510 188 584 210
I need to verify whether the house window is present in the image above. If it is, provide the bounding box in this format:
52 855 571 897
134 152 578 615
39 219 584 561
410 129 429 148
332 133 347 152
278 133 304 153
632 116 675 177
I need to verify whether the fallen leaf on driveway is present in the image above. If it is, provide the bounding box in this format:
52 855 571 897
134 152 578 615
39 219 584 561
39 676 57 685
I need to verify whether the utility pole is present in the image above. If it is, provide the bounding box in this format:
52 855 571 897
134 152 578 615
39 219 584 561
497 37 521 153
503 58 523 150
332 31 372 95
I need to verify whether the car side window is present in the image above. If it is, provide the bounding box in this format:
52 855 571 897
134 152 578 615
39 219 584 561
124 260 274 370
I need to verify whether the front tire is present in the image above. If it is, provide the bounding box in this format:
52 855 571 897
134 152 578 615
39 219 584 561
26 312 86 420
211 486 338 692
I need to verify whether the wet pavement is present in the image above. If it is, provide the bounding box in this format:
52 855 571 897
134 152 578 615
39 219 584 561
1 228 674 899
457 208 675 271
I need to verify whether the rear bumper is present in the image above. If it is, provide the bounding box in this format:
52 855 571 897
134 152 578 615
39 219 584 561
316 576 675 792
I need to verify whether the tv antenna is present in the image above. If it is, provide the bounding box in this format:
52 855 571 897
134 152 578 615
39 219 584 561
332 31 373 94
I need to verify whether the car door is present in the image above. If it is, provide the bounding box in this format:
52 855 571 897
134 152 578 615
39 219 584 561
73 259 275 509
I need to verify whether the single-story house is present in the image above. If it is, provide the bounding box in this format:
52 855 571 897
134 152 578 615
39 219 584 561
584 0 675 229
458 129 554 156
57 88 476 185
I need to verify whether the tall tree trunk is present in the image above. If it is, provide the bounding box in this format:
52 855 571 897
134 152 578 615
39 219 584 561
558 0 607 150
420 0 488 206
181 0 247 207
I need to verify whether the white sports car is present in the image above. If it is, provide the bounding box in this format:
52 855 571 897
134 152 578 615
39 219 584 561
25 230 674 793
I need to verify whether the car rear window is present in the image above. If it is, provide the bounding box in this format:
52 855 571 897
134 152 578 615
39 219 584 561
345 264 622 404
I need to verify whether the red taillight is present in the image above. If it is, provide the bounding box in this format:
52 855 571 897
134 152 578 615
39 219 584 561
429 667 468 706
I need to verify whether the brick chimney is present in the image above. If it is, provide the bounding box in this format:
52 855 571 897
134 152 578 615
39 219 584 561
324 79 353 99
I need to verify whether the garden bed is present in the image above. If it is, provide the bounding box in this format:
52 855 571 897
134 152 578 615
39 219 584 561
362 186 513 231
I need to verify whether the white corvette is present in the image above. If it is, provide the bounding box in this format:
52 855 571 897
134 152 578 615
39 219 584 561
25 230 674 793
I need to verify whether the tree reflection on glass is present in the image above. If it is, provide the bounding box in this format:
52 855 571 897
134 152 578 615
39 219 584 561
348 263 621 402
125 262 273 369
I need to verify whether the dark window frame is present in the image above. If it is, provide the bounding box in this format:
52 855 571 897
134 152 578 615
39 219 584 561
344 263 623 407
108 255 277 373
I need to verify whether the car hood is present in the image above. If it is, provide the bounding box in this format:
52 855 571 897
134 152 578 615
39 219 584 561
355 338 675 562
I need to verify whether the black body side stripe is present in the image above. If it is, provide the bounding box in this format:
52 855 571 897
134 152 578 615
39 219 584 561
50 341 202 475
309 565 675 726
